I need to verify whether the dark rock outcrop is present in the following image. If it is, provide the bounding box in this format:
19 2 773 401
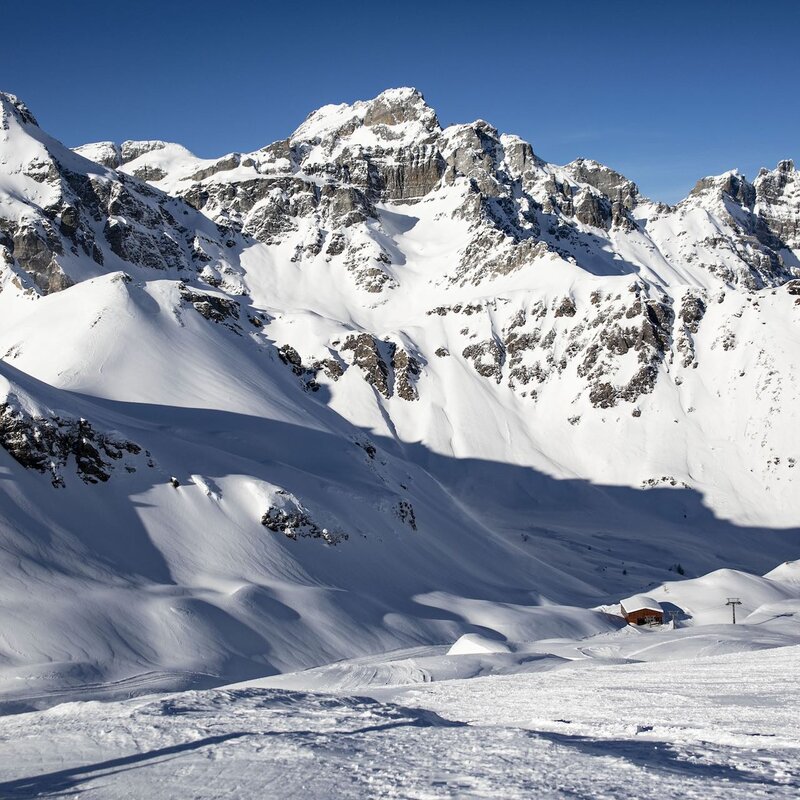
0 401 147 486
391 347 421 401
179 283 240 329
341 334 391 397
261 502 347 545
462 339 505 384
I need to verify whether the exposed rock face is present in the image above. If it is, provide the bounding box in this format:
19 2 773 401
0 92 243 297
690 171 756 208
312 358 344 382
81 87 798 302
566 158 638 229
555 297 577 318
338 334 420 400
573 190 610 229
3 87 800 424
261 497 347 544
566 159 639 206
0 93 38 128
679 293 706 332
675 291 707 367
276 344 343 392
0 220 73 293
0 401 147 486
585 293 674 408
375 146 445 201
391 347 421 401
179 283 240 330
441 283 683 408
755 160 799 250
678 163 800 287
278 344 303 373
341 334 391 397
463 339 505 384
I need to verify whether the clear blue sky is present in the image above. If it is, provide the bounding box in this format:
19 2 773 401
2 0 798 202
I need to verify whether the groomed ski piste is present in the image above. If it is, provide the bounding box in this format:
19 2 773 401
1 560 799 798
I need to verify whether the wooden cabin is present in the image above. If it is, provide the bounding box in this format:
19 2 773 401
620 594 664 626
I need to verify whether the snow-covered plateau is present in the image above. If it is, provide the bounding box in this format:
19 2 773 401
0 86 799 796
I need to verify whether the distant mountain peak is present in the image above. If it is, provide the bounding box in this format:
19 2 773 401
291 86 440 145
0 91 39 128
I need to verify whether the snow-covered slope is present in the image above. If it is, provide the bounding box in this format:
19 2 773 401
2 638 799 798
0 88 799 702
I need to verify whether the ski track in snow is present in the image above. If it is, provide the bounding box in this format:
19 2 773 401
0 644 798 799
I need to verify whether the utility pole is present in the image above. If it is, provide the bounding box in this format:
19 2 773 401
726 597 742 624
668 610 679 627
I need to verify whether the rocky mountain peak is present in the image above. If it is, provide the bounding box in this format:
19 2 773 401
291 87 440 147
72 140 123 169
565 158 639 202
362 87 438 129
754 160 800 251
0 92 39 129
688 169 753 206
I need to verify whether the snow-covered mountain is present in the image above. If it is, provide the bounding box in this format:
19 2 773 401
0 87 799 704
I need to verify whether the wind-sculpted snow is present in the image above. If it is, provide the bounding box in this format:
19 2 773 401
0 87 798 699
1 642 798 798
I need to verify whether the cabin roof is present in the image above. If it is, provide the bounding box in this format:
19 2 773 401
620 594 663 614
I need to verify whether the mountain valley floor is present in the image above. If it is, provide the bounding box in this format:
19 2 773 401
1 570 798 800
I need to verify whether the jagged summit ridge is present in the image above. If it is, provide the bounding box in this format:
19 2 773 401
66 87 796 291
292 86 440 144
0 93 244 295
0 92 39 128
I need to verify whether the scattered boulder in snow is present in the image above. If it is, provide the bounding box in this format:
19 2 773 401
394 500 417 530
354 437 377 459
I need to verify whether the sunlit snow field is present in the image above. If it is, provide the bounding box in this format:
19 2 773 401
1 86 800 799
1 564 798 799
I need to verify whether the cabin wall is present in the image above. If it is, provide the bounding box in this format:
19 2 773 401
623 610 664 626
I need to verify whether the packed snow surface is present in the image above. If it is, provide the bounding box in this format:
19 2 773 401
2 561 797 797
0 633 798 798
